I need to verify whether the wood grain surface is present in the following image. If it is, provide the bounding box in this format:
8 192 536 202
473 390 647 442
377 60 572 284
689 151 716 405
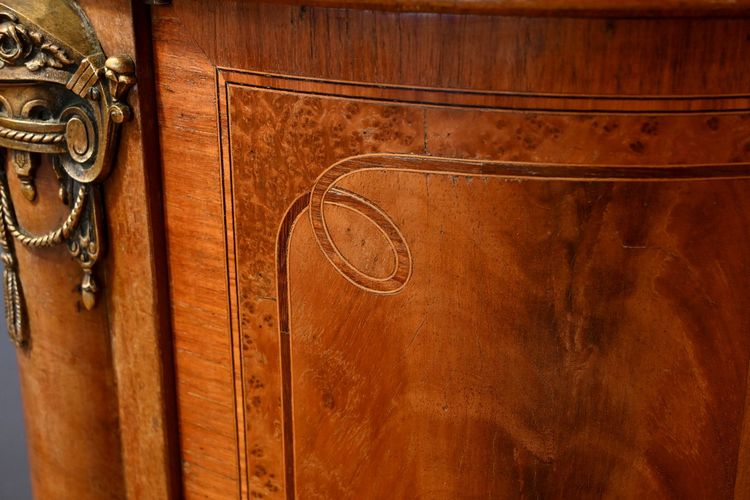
285 172 750 499
149 2 750 498
151 11 242 500
169 0 750 96
81 1 181 498
257 0 750 16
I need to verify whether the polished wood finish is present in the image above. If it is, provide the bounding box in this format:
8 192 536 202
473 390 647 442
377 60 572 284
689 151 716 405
261 0 750 16
83 1 180 498
168 1 750 96
148 2 750 498
285 175 750 498
151 12 240 498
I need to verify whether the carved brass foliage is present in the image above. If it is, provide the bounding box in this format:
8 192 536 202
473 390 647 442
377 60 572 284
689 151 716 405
0 11 73 71
0 1 134 346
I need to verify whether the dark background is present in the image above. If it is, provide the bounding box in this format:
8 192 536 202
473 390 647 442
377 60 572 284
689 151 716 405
0 321 31 499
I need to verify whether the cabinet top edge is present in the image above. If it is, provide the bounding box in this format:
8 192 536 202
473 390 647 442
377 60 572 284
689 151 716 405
213 0 750 16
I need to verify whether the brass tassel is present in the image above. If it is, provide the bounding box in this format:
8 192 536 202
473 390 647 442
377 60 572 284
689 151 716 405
2 255 24 347
0 171 26 347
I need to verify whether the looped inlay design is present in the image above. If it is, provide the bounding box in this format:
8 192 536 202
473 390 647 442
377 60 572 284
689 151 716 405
309 161 413 295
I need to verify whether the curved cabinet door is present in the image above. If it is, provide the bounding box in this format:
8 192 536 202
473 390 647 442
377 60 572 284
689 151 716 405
150 2 750 499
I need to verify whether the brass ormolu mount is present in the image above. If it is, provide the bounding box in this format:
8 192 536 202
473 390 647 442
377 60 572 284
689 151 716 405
0 2 135 347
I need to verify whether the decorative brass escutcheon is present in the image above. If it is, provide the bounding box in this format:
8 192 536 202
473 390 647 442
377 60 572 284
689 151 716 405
0 0 135 347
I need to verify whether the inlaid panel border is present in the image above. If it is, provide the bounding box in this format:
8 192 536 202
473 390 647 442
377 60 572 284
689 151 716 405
216 68 750 498
216 70 750 114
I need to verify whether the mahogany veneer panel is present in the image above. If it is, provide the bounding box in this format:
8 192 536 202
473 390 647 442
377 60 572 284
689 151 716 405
259 0 750 16
286 173 750 499
171 1 750 96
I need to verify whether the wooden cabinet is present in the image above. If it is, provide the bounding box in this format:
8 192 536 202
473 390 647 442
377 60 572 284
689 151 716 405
3 1 750 498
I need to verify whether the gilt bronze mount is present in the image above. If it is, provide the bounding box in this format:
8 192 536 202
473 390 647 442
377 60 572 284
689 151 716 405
0 1 135 346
